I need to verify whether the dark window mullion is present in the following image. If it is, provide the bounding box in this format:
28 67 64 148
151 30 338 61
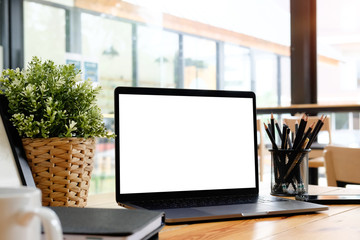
7 0 23 69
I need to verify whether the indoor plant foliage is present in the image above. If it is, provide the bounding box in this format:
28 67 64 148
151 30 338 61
0 56 113 139
0 57 114 207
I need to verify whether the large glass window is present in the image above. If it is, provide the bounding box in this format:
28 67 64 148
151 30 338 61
317 0 360 146
81 13 132 194
317 0 360 103
21 0 293 193
280 56 291 106
81 13 132 114
223 44 251 91
253 50 278 107
183 36 216 89
137 26 178 88
24 1 66 65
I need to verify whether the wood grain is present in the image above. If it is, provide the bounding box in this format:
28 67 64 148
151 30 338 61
87 186 360 239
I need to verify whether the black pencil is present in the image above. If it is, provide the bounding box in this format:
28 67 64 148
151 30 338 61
286 127 292 149
299 122 315 150
264 123 277 150
306 115 325 149
281 123 288 149
271 113 275 144
293 121 313 152
293 114 307 149
283 138 309 181
275 120 283 140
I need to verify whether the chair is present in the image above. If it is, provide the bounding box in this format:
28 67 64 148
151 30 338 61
324 145 360 187
257 119 266 182
283 116 332 184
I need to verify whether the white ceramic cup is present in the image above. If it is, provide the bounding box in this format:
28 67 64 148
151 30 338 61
0 187 63 240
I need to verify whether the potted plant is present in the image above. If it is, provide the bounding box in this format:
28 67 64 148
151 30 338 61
0 56 114 207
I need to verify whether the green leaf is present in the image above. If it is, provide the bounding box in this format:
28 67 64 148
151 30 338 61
0 56 114 139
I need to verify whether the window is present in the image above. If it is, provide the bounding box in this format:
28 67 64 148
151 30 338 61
81 13 132 114
280 56 291 106
317 0 360 146
137 26 178 88
24 1 66 65
253 50 278 107
20 0 293 193
317 0 360 103
183 35 217 90
223 44 251 91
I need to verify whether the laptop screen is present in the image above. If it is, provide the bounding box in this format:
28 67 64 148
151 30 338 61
115 87 258 195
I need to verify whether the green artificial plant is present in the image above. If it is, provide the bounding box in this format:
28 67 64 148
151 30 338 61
0 56 114 139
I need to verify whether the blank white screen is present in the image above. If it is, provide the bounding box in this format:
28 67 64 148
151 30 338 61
119 94 256 194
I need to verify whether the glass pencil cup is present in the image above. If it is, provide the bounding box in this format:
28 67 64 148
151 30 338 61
270 149 310 196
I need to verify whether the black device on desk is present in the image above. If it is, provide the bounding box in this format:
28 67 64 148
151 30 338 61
296 194 360 204
114 87 328 224
49 207 165 240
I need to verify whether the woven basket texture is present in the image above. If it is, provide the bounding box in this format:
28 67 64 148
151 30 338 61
22 137 95 207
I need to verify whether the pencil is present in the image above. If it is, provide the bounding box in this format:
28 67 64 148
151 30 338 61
299 122 315 149
291 121 313 155
264 123 278 150
286 127 292 148
306 115 325 149
271 113 275 143
293 114 307 149
283 138 309 181
281 123 288 149
275 120 283 140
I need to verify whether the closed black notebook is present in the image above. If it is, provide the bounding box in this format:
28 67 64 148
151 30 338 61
49 207 165 240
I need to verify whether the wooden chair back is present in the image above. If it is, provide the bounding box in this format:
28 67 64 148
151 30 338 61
324 145 360 187
257 119 266 181
283 116 332 144
283 116 331 160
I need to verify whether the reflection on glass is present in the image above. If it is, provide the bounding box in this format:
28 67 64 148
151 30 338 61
183 36 216 89
24 1 66 65
137 26 178 88
81 13 132 114
254 50 278 107
223 44 251 91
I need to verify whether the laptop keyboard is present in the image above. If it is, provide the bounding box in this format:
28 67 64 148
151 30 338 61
132 195 287 210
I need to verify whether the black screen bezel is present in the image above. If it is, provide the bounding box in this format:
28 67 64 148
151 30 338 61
114 87 259 202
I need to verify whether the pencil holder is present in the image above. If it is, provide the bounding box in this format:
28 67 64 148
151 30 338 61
270 149 310 196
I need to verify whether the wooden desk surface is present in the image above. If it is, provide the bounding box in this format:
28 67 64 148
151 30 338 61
87 185 360 239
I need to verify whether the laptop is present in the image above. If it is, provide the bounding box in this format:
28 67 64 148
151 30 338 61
114 87 328 224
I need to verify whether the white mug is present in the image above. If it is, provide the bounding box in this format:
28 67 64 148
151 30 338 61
0 187 63 240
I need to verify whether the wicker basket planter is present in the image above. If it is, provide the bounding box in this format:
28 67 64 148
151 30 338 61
22 137 95 207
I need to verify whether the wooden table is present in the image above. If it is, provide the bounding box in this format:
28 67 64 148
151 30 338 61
87 185 360 239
